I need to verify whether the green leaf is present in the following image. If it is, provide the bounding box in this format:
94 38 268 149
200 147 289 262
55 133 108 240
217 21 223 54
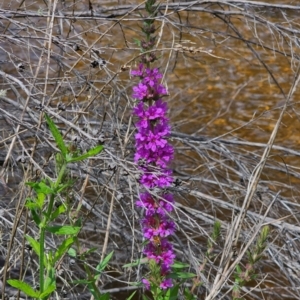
236 264 242 274
96 251 114 274
45 225 80 235
184 288 197 300
40 281 56 298
72 279 93 285
123 258 147 268
87 283 98 299
99 293 110 300
165 284 179 300
133 38 141 47
26 181 54 195
50 204 66 221
25 235 48 267
73 217 82 228
36 192 46 209
56 180 74 193
68 247 77 257
126 291 136 300
66 145 103 163
25 235 40 257
172 261 190 269
169 272 196 279
45 113 68 158
54 237 76 263
7 279 39 298
31 209 42 226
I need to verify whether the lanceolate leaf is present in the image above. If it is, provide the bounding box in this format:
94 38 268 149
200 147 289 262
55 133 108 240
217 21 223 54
26 181 54 195
50 204 66 221
54 237 76 263
25 235 48 266
7 279 39 298
44 113 68 159
25 235 40 257
96 251 114 274
126 291 137 300
169 272 196 279
66 145 103 163
40 281 56 299
45 225 80 235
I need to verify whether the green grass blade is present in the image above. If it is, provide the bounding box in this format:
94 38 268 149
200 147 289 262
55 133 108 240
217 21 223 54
44 114 68 159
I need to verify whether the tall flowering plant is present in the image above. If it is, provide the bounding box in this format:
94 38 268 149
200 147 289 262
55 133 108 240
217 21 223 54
131 0 176 295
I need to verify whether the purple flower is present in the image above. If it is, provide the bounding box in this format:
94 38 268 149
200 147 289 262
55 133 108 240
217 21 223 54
143 68 162 87
155 145 174 167
145 131 167 152
157 218 176 237
153 120 171 137
142 278 150 290
134 103 149 129
147 100 168 121
157 194 174 214
133 82 149 100
155 170 173 188
140 173 157 188
131 64 144 77
161 249 176 267
160 278 173 289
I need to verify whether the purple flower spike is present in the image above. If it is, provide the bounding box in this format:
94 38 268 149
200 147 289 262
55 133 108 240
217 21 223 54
132 64 175 291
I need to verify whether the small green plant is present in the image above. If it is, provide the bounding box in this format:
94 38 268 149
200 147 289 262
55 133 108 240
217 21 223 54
7 113 104 300
189 221 221 295
232 225 270 300
69 247 114 300
124 259 196 300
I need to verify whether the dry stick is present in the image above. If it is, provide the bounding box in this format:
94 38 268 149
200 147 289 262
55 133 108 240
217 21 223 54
0 2 59 298
2 0 25 34
48 1 146 103
0 63 47 300
90 169 120 300
209 192 280 300
188 189 300 233
205 66 300 300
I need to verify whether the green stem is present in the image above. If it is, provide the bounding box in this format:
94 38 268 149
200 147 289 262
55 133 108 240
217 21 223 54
39 163 67 299
39 226 45 297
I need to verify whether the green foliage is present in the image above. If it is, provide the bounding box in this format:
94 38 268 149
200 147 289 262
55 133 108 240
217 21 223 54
206 220 221 258
49 203 66 221
45 225 81 235
44 113 68 159
7 280 39 298
26 181 54 195
184 288 197 300
168 272 196 279
126 291 137 300
66 144 103 163
9 114 106 299
95 251 114 275
54 237 76 263
232 226 270 300
68 247 77 257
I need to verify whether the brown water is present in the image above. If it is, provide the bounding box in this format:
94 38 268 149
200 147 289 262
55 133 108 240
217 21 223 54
1 0 300 299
